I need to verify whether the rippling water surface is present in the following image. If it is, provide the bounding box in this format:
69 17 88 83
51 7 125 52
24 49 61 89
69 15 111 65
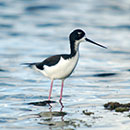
0 0 130 129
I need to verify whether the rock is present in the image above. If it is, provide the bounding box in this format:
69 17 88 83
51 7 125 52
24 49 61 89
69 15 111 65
82 110 94 116
28 100 56 106
104 102 130 112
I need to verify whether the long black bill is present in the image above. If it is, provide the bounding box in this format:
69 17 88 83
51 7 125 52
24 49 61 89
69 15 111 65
85 38 107 49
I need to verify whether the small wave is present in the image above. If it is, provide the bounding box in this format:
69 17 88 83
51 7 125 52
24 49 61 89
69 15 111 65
96 25 130 30
25 5 61 12
0 24 13 28
93 72 117 77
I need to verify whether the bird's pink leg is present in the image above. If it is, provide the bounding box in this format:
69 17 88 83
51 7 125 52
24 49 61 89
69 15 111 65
48 80 53 100
60 80 64 101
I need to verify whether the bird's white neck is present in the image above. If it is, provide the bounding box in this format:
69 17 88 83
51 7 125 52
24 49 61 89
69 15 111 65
70 40 80 58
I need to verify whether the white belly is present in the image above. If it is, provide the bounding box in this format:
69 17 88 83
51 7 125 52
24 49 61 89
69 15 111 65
41 53 79 80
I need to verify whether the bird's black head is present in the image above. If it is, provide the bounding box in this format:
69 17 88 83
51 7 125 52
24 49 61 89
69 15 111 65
69 29 107 53
69 29 85 42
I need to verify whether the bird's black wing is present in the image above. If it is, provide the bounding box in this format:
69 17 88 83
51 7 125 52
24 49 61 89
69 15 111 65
22 55 61 70
41 55 61 67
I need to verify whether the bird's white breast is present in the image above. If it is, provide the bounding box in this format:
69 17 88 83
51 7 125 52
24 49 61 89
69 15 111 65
41 52 79 80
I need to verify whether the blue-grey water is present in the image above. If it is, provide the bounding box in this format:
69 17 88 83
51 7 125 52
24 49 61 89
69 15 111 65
0 0 130 130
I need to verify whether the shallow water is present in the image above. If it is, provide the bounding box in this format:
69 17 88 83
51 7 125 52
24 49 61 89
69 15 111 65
0 0 130 129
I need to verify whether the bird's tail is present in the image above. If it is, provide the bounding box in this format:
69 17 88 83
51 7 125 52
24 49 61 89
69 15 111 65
21 63 36 68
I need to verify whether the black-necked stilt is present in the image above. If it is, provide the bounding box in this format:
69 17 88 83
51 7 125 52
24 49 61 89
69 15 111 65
24 29 107 101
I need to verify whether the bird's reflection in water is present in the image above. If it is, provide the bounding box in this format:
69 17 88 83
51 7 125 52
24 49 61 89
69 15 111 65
47 99 64 112
38 100 67 130
29 100 69 129
28 100 67 126
59 99 64 112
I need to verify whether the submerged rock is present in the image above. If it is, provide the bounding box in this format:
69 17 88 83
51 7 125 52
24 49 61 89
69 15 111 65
39 111 67 117
39 120 71 127
28 100 56 106
104 102 120 110
115 107 130 112
104 102 130 112
39 118 91 128
82 110 94 116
